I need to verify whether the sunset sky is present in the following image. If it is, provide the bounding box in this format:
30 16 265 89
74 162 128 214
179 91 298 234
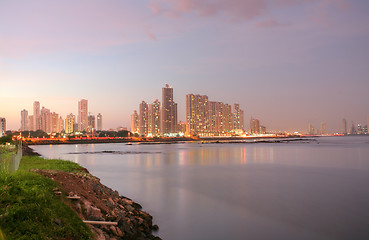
1 0 368 133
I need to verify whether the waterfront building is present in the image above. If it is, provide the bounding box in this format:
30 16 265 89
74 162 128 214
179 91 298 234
78 99 88 131
0 118 5 137
51 112 59 133
149 99 161 136
342 118 347 135
41 107 51 133
139 101 149 136
28 115 34 131
33 101 41 130
88 114 96 132
130 111 139 134
186 94 208 136
21 109 29 131
161 84 177 136
233 103 245 131
260 125 267 134
97 113 102 131
250 118 260 134
321 122 326 135
65 114 75 134
59 117 64 133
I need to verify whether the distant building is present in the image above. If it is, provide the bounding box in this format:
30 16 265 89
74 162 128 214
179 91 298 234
260 125 266 134
186 94 208 136
250 118 260 134
161 84 177 135
342 118 347 135
21 109 28 131
41 107 51 133
88 115 96 132
130 111 139 134
78 99 88 131
33 101 41 130
0 118 6 137
51 112 59 133
149 99 161 136
28 115 34 132
97 113 102 131
139 101 149 136
65 114 75 134
59 116 64 133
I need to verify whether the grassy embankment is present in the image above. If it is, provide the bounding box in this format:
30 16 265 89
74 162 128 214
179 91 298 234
0 155 93 240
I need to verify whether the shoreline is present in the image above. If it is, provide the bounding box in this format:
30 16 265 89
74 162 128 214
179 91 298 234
20 145 161 239
24 135 316 146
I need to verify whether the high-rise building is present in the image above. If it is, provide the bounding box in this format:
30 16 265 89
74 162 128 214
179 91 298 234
21 109 29 131
0 118 6 137
65 114 75 134
161 84 177 135
342 118 347 135
28 115 34 131
233 103 245 131
33 101 41 130
51 112 59 133
139 101 149 136
59 116 64 133
97 113 102 131
88 115 96 132
250 118 260 134
130 111 139 134
186 94 208 136
350 121 356 135
78 99 88 131
321 122 326 135
41 107 51 133
149 99 161 136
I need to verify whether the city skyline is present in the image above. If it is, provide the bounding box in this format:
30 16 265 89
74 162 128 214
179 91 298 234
1 1 369 132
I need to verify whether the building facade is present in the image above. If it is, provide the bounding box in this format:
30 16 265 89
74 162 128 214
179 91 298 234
97 113 102 131
78 99 88 131
0 118 6 137
161 84 177 135
33 101 41 131
139 101 149 136
21 109 28 131
130 111 139 134
186 94 208 136
149 99 161 136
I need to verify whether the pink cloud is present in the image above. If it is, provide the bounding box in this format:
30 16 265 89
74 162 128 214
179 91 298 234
254 19 287 28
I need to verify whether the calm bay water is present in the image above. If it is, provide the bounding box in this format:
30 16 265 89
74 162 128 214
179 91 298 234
32 136 369 240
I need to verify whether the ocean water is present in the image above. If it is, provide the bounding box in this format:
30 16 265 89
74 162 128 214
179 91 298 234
32 136 369 240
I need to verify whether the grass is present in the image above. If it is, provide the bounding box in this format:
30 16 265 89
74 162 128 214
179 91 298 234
19 156 85 173
0 156 93 240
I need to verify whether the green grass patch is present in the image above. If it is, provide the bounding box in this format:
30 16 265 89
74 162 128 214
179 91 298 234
19 156 85 173
0 171 92 240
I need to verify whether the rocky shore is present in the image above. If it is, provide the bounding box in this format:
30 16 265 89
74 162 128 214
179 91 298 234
33 168 161 240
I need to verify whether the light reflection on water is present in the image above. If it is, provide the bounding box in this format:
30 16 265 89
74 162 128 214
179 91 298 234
32 136 369 240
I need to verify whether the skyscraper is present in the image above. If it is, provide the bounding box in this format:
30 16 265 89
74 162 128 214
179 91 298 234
233 103 245 131
149 99 161 136
78 99 88 131
250 118 260 134
0 118 6 137
51 112 59 133
65 114 75 134
97 113 102 131
130 111 139 134
186 94 208 136
28 115 34 131
161 84 177 136
21 109 28 131
139 101 149 136
88 115 96 132
342 118 347 135
41 107 51 133
33 101 41 130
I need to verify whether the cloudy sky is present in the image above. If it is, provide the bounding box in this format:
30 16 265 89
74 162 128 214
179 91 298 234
1 0 368 133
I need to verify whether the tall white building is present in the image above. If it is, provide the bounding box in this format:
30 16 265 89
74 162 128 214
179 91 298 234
161 84 177 135
21 109 28 131
149 99 161 136
33 101 41 130
78 99 88 131
0 118 6 137
65 114 75 134
131 111 139 134
97 113 102 131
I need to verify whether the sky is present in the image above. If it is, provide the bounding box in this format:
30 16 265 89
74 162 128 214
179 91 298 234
1 0 368 133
